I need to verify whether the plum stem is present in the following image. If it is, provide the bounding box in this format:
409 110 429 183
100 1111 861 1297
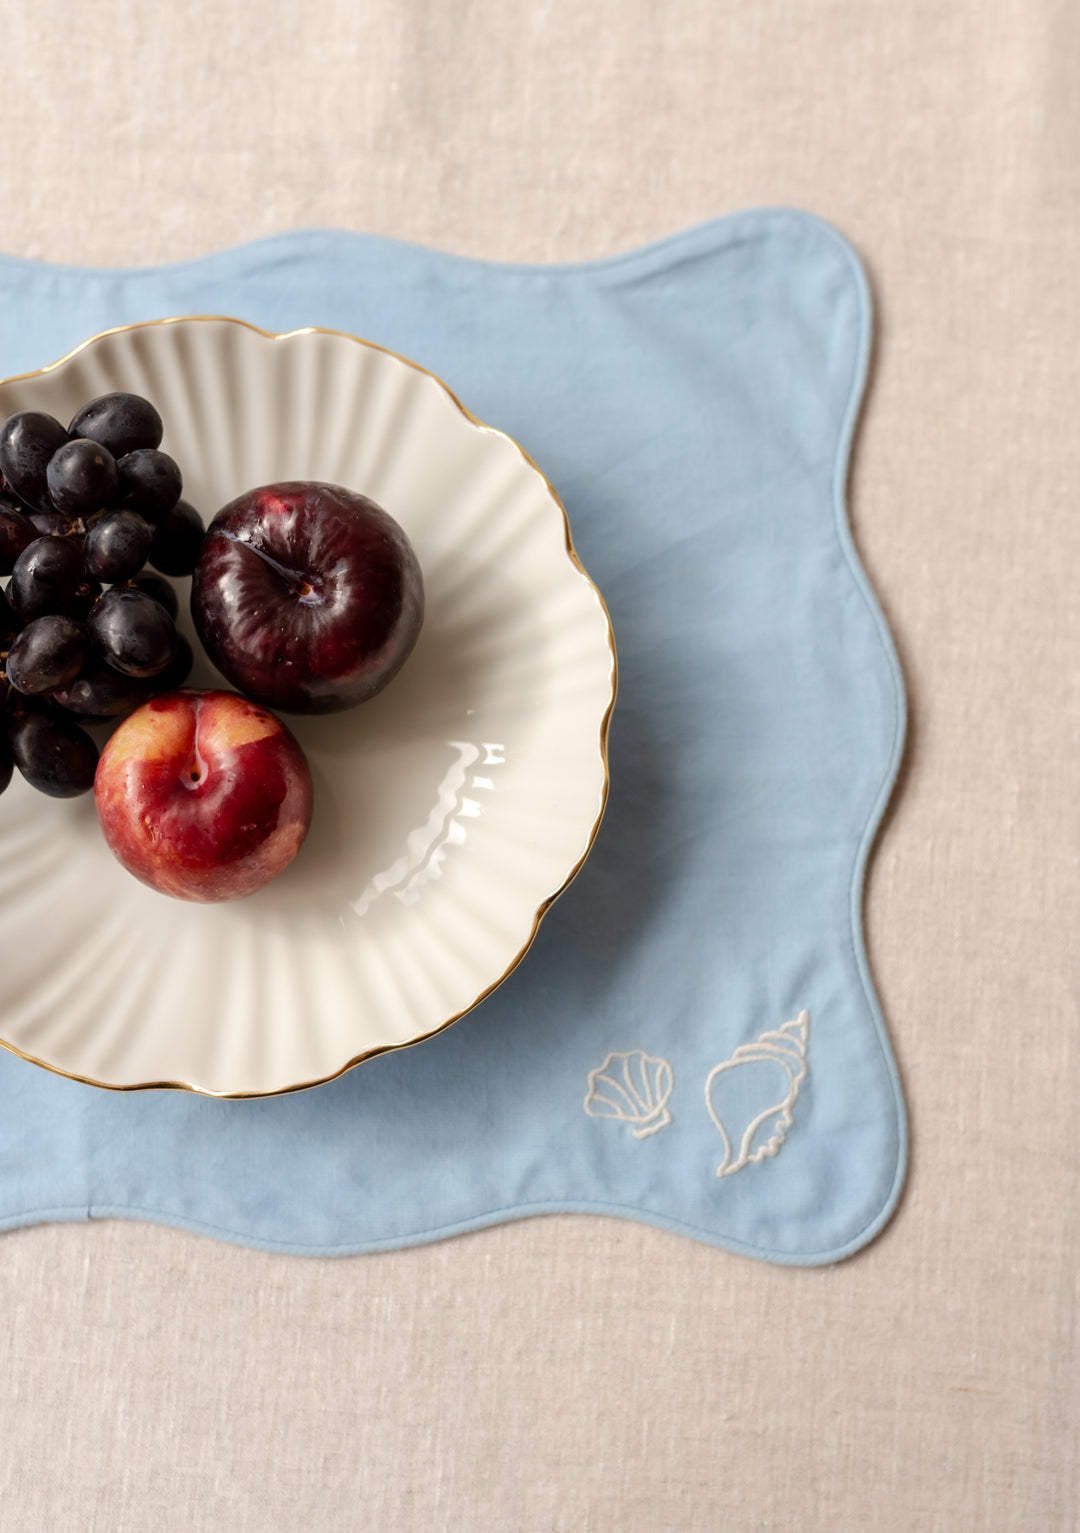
218 528 322 604
183 692 209 790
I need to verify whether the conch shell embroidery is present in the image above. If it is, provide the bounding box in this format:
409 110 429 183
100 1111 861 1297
584 1050 674 1138
705 1011 809 1176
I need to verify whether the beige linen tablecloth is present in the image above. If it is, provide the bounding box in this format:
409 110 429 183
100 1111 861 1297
0 3 1076 1529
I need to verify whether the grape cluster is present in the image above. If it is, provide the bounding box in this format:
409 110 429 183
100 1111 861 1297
0 393 203 798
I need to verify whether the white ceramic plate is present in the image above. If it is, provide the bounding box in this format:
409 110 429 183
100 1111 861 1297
0 318 615 1096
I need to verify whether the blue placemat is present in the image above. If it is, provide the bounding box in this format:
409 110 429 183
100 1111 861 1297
0 209 906 1265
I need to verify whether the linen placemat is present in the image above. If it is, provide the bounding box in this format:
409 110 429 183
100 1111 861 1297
0 209 906 1264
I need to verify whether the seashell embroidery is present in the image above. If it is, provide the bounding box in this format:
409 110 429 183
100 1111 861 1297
705 1011 809 1177
584 1050 674 1138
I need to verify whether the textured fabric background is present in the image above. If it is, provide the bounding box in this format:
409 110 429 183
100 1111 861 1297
0 2 1076 1530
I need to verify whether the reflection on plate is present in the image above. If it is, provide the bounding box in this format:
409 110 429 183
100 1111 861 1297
0 318 616 1096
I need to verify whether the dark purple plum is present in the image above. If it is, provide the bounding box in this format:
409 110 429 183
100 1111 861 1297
0 412 69 514
116 448 182 519
46 437 119 515
190 481 424 714
5 614 86 694
68 393 163 459
148 498 204 576
87 587 177 678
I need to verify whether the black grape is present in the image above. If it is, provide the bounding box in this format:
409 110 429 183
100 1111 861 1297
87 588 177 677
0 496 36 574
5 614 86 694
147 631 194 695
116 448 182 519
84 510 153 583
6 707 98 797
27 509 68 538
0 729 11 796
8 535 85 621
52 658 151 720
0 583 18 641
68 393 163 459
148 499 204 576
72 575 103 621
129 570 179 618
46 438 119 516
0 412 69 514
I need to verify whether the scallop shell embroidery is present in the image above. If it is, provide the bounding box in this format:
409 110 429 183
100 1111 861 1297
584 1050 674 1138
705 1011 809 1177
